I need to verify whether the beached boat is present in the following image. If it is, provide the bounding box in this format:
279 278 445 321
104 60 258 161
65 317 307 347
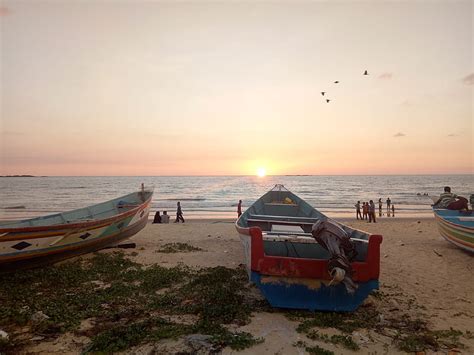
0 187 153 271
235 185 382 312
433 209 474 253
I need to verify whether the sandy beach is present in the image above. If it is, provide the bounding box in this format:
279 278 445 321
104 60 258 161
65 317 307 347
4 217 471 354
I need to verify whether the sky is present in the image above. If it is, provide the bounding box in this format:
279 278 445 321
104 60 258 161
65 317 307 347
0 0 472 176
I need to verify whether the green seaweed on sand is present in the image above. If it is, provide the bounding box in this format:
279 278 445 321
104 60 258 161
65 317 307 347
294 340 334 355
292 307 379 334
84 317 193 353
207 328 264 350
0 252 263 353
395 327 465 352
306 330 360 351
156 242 203 253
287 299 467 353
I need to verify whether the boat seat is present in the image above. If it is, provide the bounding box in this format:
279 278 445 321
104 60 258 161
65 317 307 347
247 218 314 226
248 214 319 223
264 231 314 237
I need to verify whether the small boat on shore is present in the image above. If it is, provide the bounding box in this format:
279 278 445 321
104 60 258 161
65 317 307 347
235 184 382 312
0 186 153 271
433 209 474 253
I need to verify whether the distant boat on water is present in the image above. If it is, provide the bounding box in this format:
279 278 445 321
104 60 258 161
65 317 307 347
433 209 474 253
235 184 382 312
0 186 153 271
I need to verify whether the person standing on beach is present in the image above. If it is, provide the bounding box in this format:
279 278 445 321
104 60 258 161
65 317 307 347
386 197 391 214
378 198 383 217
237 200 242 218
355 201 362 220
369 200 376 223
362 202 368 220
175 202 185 223
392 205 395 217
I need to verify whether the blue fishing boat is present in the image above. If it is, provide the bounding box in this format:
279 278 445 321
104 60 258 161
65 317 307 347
433 209 474 253
235 185 382 312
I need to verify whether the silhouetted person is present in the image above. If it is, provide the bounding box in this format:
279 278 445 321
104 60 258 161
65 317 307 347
161 211 170 224
237 200 242 218
355 201 362 220
369 200 376 223
378 198 383 217
175 202 185 223
362 202 368 220
392 205 395 217
363 70 368 75
321 92 326 96
153 211 162 224
326 99 330 103
386 197 391 214
433 186 469 211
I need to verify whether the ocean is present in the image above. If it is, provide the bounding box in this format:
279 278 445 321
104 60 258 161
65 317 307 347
0 175 472 221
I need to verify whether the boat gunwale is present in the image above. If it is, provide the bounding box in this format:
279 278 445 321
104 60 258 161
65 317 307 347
433 211 474 232
0 191 153 234
240 226 382 282
1 214 149 263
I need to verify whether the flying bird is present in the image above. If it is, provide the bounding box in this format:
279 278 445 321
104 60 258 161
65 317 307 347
326 99 331 103
321 92 326 96
363 70 369 75
334 81 339 84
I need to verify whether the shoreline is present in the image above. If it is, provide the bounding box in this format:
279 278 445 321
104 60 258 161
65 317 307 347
0 214 437 223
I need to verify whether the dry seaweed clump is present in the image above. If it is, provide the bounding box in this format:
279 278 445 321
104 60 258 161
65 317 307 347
0 252 263 353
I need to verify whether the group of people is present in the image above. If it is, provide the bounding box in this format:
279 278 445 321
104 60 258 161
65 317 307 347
152 201 185 224
354 187 472 222
355 198 395 222
152 187 471 225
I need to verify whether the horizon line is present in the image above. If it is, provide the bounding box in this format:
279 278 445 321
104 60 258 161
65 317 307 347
1 173 473 177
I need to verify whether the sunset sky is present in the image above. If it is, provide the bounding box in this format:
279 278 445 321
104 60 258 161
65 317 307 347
1 1 472 176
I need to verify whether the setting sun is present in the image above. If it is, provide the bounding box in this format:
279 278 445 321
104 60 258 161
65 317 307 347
257 167 266 178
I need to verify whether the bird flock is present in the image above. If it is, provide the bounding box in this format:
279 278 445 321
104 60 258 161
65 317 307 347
322 70 369 103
